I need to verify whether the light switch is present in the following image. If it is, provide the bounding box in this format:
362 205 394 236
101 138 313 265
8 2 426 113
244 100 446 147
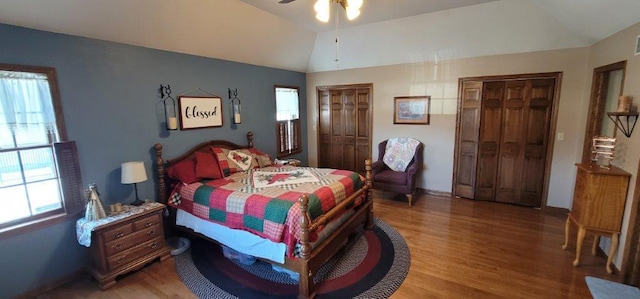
557 132 564 141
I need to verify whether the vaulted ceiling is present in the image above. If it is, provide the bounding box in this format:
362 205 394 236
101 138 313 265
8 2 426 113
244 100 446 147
0 0 639 73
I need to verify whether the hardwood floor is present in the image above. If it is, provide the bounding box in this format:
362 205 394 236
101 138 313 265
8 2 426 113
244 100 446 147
37 193 618 298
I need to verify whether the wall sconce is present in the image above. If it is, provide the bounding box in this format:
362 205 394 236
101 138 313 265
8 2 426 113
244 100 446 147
607 95 638 138
229 88 242 124
160 84 178 130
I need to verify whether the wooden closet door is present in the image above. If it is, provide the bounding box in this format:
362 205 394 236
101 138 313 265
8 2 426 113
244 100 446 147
475 81 505 201
454 81 482 199
317 84 372 174
342 89 357 171
329 89 346 169
519 78 555 206
354 87 372 174
495 79 555 206
318 89 332 168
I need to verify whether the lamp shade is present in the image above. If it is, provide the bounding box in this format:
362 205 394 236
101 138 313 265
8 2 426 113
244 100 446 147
121 161 148 184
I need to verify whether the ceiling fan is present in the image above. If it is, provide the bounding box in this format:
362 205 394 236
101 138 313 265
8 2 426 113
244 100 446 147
279 0 363 22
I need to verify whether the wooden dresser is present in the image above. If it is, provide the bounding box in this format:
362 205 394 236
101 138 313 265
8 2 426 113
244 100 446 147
87 203 171 289
562 162 631 274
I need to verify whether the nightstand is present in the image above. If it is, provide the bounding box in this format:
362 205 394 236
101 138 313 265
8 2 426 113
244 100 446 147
275 158 301 166
77 202 171 289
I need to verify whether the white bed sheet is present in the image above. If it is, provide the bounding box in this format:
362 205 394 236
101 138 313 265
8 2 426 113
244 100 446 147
176 209 286 263
176 206 358 265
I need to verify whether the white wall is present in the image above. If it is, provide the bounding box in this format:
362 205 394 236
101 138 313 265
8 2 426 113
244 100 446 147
307 47 590 209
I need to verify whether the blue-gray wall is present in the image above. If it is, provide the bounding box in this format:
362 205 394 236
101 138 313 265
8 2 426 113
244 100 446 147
0 23 306 298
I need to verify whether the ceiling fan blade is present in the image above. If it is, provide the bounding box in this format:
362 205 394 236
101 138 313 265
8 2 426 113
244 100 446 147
278 0 296 3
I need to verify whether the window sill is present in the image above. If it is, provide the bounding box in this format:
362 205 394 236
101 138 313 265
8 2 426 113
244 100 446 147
0 210 82 241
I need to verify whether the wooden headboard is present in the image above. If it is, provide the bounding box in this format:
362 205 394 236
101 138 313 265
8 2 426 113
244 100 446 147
153 131 254 204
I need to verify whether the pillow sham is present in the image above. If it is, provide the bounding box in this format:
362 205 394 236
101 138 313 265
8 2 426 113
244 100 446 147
195 151 223 179
246 148 272 168
227 150 253 171
211 147 242 176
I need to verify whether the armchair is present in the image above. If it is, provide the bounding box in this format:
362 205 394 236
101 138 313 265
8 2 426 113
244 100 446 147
371 139 423 207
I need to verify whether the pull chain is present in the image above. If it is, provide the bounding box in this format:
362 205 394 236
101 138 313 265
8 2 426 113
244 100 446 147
334 2 340 69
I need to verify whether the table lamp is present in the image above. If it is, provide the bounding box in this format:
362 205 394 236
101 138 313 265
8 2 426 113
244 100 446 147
121 161 147 206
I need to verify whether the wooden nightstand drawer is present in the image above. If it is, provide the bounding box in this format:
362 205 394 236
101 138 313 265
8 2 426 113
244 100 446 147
104 224 161 256
101 223 134 243
134 213 160 230
107 236 164 271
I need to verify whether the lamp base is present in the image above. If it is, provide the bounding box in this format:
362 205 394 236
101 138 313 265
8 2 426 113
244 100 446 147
131 198 145 206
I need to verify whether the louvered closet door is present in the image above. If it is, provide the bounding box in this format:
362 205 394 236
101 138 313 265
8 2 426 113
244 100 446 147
495 79 555 206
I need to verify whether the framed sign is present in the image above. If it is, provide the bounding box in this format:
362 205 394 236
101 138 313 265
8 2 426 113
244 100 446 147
393 96 430 125
178 96 223 129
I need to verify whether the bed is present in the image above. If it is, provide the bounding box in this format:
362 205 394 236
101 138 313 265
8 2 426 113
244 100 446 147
153 132 373 298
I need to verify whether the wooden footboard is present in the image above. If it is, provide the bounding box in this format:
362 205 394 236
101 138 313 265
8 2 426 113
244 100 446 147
153 132 373 299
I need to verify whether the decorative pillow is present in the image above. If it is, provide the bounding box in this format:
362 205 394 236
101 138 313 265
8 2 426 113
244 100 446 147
167 158 197 184
211 147 242 176
247 148 272 168
195 151 223 179
227 150 254 171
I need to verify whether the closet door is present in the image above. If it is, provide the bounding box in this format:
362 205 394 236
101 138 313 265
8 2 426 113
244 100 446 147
342 89 357 171
329 89 346 169
318 89 332 168
454 81 482 199
317 84 372 174
354 87 372 174
495 79 555 206
454 73 559 208
475 81 505 201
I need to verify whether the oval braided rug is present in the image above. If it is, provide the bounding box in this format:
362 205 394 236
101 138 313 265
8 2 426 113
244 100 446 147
174 218 410 298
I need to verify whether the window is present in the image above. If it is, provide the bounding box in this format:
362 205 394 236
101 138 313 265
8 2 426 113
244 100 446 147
0 64 82 235
275 86 301 158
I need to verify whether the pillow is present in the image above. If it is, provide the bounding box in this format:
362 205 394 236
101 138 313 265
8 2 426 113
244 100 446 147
211 147 242 176
195 151 223 179
247 148 272 168
227 150 254 171
167 158 197 184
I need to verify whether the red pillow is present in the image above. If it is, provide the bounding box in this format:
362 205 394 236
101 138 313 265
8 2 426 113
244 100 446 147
167 158 197 184
195 151 223 179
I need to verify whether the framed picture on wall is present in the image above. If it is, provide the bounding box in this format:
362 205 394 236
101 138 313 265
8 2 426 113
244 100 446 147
393 96 430 125
178 96 223 129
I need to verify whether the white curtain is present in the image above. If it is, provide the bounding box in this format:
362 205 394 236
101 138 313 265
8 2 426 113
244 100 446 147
0 71 58 148
275 87 299 121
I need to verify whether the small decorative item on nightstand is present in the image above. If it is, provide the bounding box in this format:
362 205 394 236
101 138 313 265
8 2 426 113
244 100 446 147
84 184 107 221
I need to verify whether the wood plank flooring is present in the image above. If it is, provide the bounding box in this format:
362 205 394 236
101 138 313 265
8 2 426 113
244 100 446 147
37 193 618 298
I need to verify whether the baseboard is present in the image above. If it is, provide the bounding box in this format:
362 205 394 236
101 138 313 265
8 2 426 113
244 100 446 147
542 206 570 216
417 188 451 198
14 269 86 299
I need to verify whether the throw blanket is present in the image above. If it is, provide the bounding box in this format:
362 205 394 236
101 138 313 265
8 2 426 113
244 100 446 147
169 166 364 257
252 169 319 188
383 137 421 171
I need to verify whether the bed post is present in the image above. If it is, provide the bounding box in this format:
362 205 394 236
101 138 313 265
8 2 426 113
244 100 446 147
247 131 254 148
365 158 374 230
298 194 314 298
154 143 166 204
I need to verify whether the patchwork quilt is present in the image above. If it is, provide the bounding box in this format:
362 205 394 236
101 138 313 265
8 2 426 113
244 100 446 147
169 166 364 256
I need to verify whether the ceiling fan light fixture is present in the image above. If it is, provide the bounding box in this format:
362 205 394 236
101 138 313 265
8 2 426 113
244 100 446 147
314 0 330 22
314 0 362 22
346 7 360 20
